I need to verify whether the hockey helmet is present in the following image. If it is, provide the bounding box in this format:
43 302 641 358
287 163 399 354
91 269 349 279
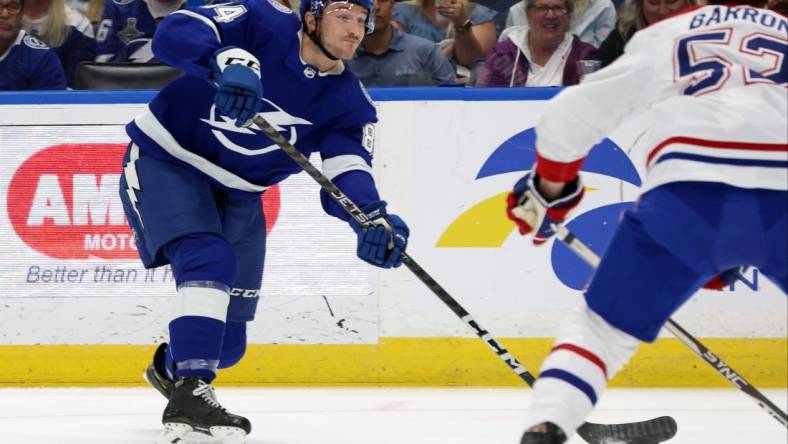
300 0 375 34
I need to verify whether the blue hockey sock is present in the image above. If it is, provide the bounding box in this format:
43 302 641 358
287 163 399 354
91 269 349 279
169 282 230 382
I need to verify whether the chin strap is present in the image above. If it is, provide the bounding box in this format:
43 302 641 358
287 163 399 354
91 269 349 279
306 23 339 61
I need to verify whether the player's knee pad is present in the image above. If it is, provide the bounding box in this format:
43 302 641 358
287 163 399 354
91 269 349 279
165 233 239 288
219 321 247 369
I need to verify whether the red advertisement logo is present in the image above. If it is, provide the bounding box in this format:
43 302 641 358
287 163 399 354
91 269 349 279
8 144 280 260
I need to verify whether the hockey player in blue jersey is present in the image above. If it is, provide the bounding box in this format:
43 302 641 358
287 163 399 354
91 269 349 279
95 0 185 62
118 0 409 442
505 1 787 443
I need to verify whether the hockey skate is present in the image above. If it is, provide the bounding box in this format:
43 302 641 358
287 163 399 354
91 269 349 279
520 422 567 444
144 342 174 399
157 376 251 444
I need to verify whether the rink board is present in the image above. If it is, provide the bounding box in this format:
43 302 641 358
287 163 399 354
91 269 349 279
0 338 785 387
0 89 785 387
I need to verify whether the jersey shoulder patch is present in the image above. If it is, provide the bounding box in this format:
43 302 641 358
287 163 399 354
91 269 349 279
362 123 375 155
23 35 50 50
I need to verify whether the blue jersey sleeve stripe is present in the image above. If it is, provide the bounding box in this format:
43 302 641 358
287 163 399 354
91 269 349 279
172 10 222 43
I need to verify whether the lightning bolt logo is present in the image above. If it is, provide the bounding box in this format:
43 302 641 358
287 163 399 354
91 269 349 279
123 144 144 228
200 99 312 156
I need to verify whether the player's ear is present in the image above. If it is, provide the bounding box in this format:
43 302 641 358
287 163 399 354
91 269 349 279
304 11 318 33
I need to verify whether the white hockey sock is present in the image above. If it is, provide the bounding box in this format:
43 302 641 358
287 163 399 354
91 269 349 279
523 303 641 436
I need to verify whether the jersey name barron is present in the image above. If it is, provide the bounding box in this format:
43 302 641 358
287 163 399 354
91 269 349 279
535 5 787 194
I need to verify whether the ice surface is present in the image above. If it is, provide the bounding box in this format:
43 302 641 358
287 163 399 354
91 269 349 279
0 387 784 443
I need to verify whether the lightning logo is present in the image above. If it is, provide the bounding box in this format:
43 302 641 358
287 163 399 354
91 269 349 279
123 144 144 228
200 99 312 156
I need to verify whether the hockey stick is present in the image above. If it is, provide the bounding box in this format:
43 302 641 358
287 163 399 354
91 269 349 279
251 115 678 444
554 224 788 429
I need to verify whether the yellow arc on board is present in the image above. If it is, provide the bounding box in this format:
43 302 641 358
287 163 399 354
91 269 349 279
437 192 514 248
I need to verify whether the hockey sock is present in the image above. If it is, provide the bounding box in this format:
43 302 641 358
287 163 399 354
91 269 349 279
524 304 640 436
219 321 248 369
169 282 230 382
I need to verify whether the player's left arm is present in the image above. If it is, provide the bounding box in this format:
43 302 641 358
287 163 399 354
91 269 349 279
318 112 409 269
318 124 381 222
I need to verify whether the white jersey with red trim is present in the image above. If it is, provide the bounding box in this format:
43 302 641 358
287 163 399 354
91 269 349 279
534 5 788 193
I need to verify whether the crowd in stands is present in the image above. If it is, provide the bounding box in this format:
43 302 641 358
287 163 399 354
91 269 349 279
1 0 786 90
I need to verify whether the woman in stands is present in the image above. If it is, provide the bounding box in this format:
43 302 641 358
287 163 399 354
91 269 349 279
22 0 95 86
506 0 617 47
476 0 595 87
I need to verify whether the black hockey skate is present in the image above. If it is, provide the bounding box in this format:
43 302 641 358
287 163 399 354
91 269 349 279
157 376 251 444
144 342 174 399
520 422 567 444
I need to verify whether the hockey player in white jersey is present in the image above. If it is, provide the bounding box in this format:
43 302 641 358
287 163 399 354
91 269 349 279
505 1 787 443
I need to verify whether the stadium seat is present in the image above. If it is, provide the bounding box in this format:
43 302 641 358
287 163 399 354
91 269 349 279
73 62 182 90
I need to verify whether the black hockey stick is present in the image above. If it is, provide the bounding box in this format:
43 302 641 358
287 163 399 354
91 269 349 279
555 224 788 429
251 115 678 444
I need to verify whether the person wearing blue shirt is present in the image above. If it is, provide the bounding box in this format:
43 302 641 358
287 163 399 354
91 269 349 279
349 0 457 86
0 0 66 90
119 0 410 442
95 0 185 62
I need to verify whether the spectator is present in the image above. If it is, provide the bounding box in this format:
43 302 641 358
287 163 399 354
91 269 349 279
476 0 595 87
594 0 693 68
470 0 520 36
22 0 95 86
392 0 497 71
95 0 184 62
348 0 457 86
506 0 616 47
1 0 67 89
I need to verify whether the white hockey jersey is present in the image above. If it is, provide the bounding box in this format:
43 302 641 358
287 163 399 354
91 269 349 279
534 5 788 193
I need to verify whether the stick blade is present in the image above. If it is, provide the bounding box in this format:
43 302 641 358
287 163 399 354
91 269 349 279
577 416 678 443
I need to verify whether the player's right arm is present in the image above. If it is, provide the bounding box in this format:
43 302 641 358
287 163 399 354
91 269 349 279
506 31 659 244
534 32 659 181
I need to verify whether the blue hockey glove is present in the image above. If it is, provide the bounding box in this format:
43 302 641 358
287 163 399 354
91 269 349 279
506 171 584 245
210 47 264 127
350 201 409 269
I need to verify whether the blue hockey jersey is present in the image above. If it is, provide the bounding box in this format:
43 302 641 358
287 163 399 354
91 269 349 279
0 31 67 91
126 0 380 221
96 0 185 62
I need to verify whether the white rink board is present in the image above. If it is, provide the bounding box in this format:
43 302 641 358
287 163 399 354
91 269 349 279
0 97 784 346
